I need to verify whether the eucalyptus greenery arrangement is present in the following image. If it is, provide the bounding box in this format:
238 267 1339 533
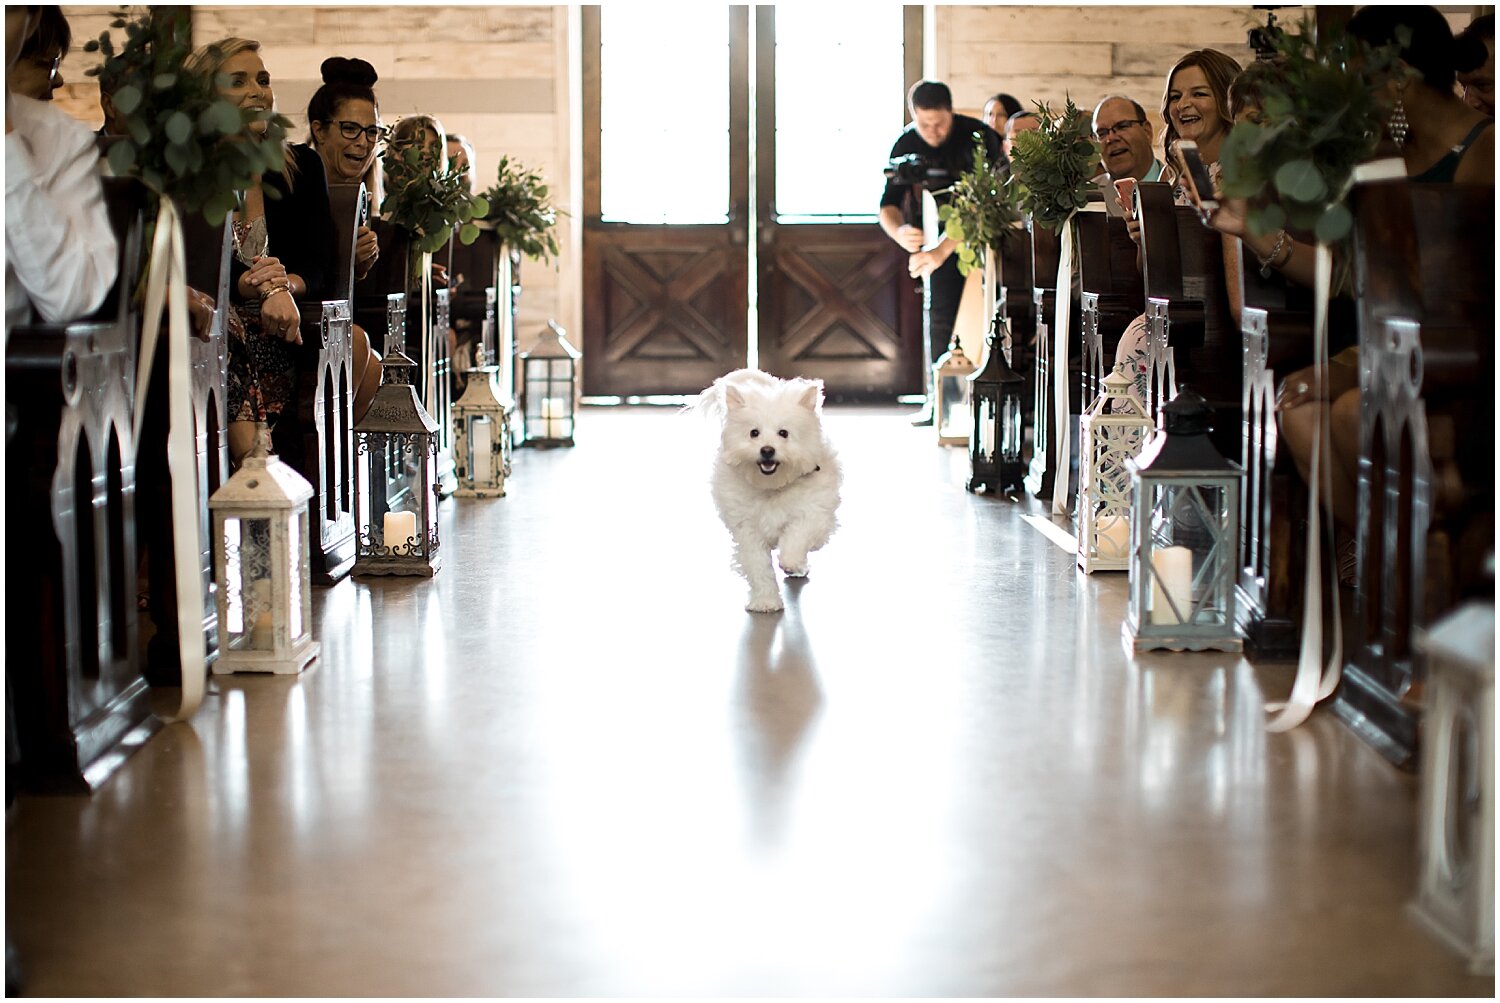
937 135 1021 277
380 123 491 264
1005 96 1099 233
1218 15 1408 245
84 8 290 226
480 155 563 265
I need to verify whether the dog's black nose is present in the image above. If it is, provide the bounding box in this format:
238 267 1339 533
759 445 775 459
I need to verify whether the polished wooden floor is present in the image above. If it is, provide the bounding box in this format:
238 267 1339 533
5 405 1492 996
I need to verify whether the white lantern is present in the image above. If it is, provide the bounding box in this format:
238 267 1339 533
208 423 319 675
1078 365 1154 573
933 335 976 447
452 365 513 498
353 350 442 578
1409 602 1494 976
1123 387 1244 653
520 321 579 447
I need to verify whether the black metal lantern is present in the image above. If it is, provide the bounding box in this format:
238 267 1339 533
520 320 580 448
1124 387 1244 652
967 310 1025 494
352 350 442 577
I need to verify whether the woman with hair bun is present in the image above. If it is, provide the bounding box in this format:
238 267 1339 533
307 55 387 420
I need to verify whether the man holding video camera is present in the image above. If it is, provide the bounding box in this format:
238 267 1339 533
879 80 1002 425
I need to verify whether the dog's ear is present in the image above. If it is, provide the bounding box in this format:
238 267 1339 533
797 380 823 411
724 384 746 410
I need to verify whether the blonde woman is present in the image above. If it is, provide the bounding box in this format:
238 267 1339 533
188 37 338 464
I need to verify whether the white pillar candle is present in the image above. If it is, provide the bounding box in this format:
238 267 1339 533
1150 545 1194 625
977 399 995 459
470 417 494 484
1094 514 1130 561
383 510 418 554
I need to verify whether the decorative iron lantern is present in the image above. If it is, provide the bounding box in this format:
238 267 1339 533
352 349 442 577
933 335 976 447
520 320 579 447
208 423 319 674
966 311 1025 494
1078 364 1154 573
1123 386 1244 652
452 365 513 498
1409 602 1494 976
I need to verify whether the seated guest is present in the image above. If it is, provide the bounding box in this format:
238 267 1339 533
447 132 476 194
187 37 337 466
1092 95 1165 183
6 5 66 102
1112 48 1242 400
387 113 452 288
1273 4 1494 576
5 6 117 336
1456 14 1494 116
306 55 385 420
1002 109 1039 162
982 92 1022 135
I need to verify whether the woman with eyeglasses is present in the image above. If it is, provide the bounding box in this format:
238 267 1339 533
188 37 338 466
7 5 67 101
307 56 387 420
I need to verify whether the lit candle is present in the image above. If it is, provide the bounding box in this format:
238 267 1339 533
383 510 417 554
249 579 273 647
977 399 995 459
470 417 494 484
1094 513 1130 561
1150 545 1194 625
541 397 566 438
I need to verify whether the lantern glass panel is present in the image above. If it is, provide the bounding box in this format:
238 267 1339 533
1145 480 1233 627
937 371 971 440
466 415 496 483
221 515 275 651
1000 393 1023 460
1087 424 1148 562
977 396 995 461
357 432 427 557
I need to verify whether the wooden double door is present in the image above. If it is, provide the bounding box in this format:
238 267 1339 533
581 7 922 399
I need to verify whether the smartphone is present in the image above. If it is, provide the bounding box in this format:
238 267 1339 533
1176 140 1218 212
1112 177 1137 218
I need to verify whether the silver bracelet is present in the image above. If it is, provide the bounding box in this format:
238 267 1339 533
1257 229 1290 278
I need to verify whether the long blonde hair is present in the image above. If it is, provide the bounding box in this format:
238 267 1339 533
187 36 297 188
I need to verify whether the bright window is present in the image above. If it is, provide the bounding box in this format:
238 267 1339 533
600 6 730 224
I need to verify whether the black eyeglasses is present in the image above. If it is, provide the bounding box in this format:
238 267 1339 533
1095 118 1145 141
329 120 388 142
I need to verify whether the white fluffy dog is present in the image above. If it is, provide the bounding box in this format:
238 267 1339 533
693 369 842 613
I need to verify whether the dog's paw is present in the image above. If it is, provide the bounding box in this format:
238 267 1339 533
779 561 808 578
746 593 784 614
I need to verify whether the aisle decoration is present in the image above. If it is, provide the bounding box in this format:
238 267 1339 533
452 366 513 498
1006 97 1099 516
1077 365 1153 573
352 351 443 577
520 322 580 448
966 307 1026 495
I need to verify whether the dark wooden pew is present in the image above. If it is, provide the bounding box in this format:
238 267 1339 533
1076 207 1144 407
447 221 502 388
277 183 365 584
132 207 234 684
5 178 154 792
1136 181 1240 459
1234 248 1316 658
351 213 410 357
1334 178 1495 767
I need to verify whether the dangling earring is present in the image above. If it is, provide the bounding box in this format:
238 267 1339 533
1388 83 1410 149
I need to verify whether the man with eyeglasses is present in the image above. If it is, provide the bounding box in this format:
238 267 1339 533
1091 95 1165 193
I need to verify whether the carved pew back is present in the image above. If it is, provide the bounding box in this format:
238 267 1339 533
447 222 501 384
1235 250 1317 657
1337 178 1495 765
1136 181 1239 458
5 177 154 791
1076 207 1144 407
283 182 364 583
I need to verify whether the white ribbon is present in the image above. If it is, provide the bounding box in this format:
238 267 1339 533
133 198 207 722
1050 215 1076 516
1267 241 1342 731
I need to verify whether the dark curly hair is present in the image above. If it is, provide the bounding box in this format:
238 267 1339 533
1348 5 1482 92
306 56 380 138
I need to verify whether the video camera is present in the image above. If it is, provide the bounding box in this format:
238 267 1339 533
884 153 953 188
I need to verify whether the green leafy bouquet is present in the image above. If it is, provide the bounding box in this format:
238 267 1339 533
1005 96 1099 233
1219 14 1408 245
84 8 291 225
937 134 1021 277
380 124 491 258
480 155 563 265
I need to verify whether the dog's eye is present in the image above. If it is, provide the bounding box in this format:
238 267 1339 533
749 429 759 438
778 429 789 438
